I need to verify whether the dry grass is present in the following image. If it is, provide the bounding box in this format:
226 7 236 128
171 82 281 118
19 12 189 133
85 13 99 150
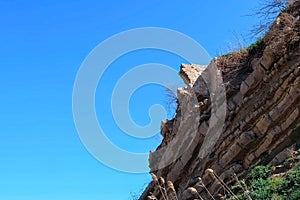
250 0 289 38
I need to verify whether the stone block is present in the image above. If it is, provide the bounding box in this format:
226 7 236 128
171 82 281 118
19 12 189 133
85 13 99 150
277 95 293 114
269 107 281 122
233 92 243 106
251 58 260 71
240 81 249 95
244 153 256 168
238 131 256 147
274 86 285 101
255 115 272 134
180 64 207 87
245 73 256 89
219 143 242 166
253 68 265 81
260 47 276 70
281 108 299 131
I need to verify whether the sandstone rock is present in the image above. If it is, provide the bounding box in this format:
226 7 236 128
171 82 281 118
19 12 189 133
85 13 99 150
245 73 256 89
232 92 243 106
240 81 249 96
260 47 276 70
180 64 207 87
255 114 273 134
140 3 300 199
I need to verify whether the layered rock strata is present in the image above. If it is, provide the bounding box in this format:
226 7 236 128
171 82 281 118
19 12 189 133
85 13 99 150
140 1 300 199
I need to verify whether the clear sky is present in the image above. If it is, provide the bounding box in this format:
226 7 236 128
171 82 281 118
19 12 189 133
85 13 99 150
0 0 263 199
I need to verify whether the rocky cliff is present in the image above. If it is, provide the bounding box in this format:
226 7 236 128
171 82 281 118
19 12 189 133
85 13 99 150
140 1 300 199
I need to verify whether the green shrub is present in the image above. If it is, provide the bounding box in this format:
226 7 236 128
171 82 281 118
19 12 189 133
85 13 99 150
250 164 300 200
229 163 300 200
247 165 272 181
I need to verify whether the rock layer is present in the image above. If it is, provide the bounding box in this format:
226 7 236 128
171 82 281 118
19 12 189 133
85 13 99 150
140 1 300 199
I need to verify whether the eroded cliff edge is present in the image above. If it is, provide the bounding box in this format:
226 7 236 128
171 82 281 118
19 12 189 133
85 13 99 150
140 1 300 199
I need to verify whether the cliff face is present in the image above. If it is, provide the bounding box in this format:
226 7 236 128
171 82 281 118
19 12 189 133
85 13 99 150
140 1 300 199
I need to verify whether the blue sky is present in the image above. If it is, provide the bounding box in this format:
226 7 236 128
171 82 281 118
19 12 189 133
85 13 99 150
0 0 263 199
